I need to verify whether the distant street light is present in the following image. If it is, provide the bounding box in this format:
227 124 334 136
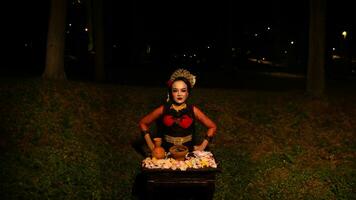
342 31 347 39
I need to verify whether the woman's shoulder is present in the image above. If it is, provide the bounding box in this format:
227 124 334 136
190 104 198 111
157 105 165 111
191 105 206 116
149 105 165 114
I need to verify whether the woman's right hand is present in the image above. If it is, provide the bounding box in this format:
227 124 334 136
143 133 155 151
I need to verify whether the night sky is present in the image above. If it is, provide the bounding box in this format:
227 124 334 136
110 0 311 47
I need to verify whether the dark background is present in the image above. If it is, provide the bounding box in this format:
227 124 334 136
5 0 356 85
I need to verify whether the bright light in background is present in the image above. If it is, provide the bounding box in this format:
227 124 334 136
290 41 294 45
284 50 288 54
146 45 151 54
332 47 336 51
342 31 347 39
332 55 341 59
84 28 88 32
73 0 81 5
267 26 271 31
254 33 258 37
69 23 72 27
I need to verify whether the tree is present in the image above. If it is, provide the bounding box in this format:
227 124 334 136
88 0 105 81
43 0 67 80
306 0 326 97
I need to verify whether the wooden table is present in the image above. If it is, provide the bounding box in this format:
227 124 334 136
141 162 221 200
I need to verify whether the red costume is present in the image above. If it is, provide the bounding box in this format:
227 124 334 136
139 102 216 151
139 68 216 152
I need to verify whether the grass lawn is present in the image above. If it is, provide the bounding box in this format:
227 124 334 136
0 77 355 199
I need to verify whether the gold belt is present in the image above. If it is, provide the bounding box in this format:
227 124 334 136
164 135 192 145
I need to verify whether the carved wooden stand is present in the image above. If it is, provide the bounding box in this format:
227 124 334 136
141 165 221 200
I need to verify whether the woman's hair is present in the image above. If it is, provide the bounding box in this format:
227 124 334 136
167 77 192 102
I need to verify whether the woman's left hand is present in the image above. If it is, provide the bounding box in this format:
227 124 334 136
194 139 209 151
194 145 205 151
194 140 208 151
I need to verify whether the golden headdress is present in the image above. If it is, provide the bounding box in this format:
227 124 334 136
166 68 196 102
168 68 196 88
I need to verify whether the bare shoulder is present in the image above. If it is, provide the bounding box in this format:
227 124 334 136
145 105 164 116
154 105 164 113
157 105 164 110
192 105 204 115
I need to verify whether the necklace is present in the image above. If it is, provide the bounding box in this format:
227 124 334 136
171 103 187 112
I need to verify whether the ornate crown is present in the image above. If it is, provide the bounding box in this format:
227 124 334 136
168 68 196 88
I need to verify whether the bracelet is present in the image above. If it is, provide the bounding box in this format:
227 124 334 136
205 135 213 143
141 130 150 137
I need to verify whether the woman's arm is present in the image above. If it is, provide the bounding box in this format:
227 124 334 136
193 106 217 151
139 105 164 150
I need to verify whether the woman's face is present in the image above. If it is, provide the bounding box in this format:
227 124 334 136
171 80 189 104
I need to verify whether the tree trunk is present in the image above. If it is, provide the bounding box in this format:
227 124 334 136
91 0 105 81
43 0 67 80
306 0 326 97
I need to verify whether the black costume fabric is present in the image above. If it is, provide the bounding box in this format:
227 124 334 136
156 102 196 151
